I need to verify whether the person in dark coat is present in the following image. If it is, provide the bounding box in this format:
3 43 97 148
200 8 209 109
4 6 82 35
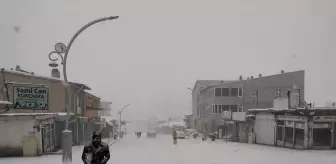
82 132 110 164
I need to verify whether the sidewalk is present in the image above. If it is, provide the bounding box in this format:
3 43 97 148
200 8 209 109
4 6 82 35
46 138 112 155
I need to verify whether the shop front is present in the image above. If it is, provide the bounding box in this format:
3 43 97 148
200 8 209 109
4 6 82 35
276 115 307 149
312 116 335 149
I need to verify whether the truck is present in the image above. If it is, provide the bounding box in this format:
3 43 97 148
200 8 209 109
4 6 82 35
147 116 158 138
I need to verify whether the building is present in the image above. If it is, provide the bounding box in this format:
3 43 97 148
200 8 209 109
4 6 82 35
183 114 193 128
84 91 101 118
192 80 234 130
0 67 90 115
193 70 305 141
0 113 74 156
249 106 336 150
98 101 112 116
0 66 104 155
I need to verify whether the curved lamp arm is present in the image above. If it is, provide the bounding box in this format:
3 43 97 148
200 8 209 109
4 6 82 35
62 16 119 83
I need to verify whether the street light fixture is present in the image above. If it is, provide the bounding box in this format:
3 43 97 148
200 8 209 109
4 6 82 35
47 15 119 164
118 104 131 138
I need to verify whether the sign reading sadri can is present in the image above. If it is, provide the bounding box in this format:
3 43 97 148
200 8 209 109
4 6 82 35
13 86 49 109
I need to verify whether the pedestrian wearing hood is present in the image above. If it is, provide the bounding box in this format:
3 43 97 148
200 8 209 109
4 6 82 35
82 132 110 164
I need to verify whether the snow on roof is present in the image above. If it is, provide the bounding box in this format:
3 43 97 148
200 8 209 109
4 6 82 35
0 100 13 105
0 112 74 117
248 108 293 112
5 69 61 82
4 69 90 90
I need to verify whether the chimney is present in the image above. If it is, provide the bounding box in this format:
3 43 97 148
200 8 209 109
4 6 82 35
239 75 243 80
258 74 262 77
281 70 285 73
51 68 60 78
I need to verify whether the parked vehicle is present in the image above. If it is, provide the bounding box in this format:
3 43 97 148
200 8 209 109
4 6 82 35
176 130 186 139
147 130 156 138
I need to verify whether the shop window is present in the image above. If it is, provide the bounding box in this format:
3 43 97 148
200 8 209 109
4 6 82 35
277 126 284 142
295 128 304 146
313 127 332 146
285 127 294 144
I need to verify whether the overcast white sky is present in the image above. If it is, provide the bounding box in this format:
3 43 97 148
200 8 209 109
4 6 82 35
1 0 335 120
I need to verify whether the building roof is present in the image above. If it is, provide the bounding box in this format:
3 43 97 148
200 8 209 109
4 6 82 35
85 91 101 100
248 107 336 114
0 112 74 117
69 82 91 90
199 81 235 93
192 80 225 92
0 100 12 105
4 69 91 90
201 70 305 91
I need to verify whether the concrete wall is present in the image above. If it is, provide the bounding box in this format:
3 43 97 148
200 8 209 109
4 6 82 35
0 116 42 156
254 113 276 145
242 70 305 111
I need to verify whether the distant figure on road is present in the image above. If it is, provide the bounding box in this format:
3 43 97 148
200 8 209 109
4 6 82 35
172 129 177 145
136 132 142 138
82 132 110 164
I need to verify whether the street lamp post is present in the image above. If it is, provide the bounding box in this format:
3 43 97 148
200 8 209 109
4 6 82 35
118 104 131 138
48 16 119 164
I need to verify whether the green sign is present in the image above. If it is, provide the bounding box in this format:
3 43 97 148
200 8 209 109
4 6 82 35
13 86 49 110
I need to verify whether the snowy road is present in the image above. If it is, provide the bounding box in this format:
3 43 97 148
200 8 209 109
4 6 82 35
1 135 336 164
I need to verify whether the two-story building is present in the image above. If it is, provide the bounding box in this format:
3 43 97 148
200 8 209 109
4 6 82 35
194 70 305 141
0 66 99 155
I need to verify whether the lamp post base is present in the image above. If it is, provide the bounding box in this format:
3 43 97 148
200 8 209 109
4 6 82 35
62 130 73 164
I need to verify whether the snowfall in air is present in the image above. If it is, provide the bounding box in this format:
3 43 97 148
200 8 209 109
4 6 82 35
1 135 335 164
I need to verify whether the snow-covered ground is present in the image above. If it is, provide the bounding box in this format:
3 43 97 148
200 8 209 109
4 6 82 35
1 135 336 164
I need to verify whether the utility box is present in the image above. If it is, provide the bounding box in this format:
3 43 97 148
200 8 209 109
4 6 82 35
248 133 256 144
22 137 38 156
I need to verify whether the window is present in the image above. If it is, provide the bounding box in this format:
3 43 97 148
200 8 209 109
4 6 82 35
222 105 230 111
231 88 238 97
215 105 218 113
230 105 238 112
275 89 281 97
238 105 243 112
218 105 223 113
252 90 258 97
215 88 221 97
221 88 230 96
238 88 243 97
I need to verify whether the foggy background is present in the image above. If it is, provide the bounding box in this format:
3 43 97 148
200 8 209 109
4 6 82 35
1 0 335 121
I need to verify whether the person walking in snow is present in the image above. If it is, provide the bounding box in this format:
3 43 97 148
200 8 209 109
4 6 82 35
82 132 110 164
172 129 177 145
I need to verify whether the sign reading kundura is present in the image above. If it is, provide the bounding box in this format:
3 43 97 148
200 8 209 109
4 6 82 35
13 86 49 109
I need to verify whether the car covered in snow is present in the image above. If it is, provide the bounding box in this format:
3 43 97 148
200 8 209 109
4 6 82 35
176 130 186 139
